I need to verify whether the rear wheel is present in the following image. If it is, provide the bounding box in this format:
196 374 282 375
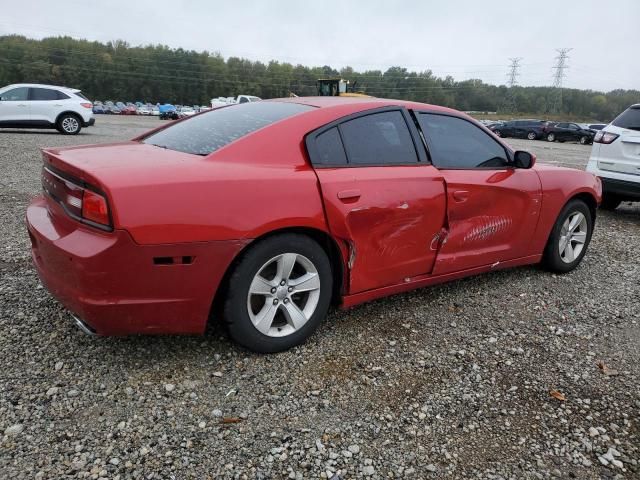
600 194 621 210
527 131 537 140
579 135 589 145
546 133 556 142
223 234 332 353
57 114 82 135
542 199 593 273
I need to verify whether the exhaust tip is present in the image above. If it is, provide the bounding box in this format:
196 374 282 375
71 314 97 336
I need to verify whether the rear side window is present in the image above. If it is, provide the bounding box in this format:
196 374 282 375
314 127 347 165
143 101 314 155
30 88 59 101
1 87 28 101
339 111 418 165
418 113 510 169
612 107 640 131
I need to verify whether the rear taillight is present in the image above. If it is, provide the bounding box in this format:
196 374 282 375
82 190 110 226
593 131 619 144
42 166 112 230
80 102 93 109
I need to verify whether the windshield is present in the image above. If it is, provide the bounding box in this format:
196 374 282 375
143 101 314 155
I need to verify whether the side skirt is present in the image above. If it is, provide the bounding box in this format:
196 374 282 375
340 254 542 309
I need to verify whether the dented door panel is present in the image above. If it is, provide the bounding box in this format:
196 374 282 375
432 168 542 275
315 165 447 294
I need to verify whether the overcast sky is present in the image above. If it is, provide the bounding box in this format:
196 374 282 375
0 0 638 92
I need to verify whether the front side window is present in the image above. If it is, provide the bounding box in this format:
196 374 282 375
417 113 510 169
143 101 314 155
339 111 418 165
1 87 28 101
30 88 59 101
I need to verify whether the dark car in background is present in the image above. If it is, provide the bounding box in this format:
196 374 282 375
545 122 595 144
489 119 550 140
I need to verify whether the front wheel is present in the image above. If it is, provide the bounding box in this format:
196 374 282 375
223 234 333 353
546 133 556 142
579 136 589 145
542 199 593 273
57 114 82 135
527 131 537 140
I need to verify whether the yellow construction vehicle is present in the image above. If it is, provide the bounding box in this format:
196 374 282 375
316 78 369 97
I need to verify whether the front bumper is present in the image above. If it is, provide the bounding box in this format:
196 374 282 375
26 196 248 335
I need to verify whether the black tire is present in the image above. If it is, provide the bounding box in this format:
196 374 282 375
600 194 621 210
494 130 503 137
527 131 537 140
542 199 593 273
56 113 82 135
223 233 333 353
579 136 589 145
546 133 556 142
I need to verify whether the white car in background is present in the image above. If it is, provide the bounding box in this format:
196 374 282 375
586 104 640 209
210 95 261 108
0 83 94 134
177 106 196 118
137 105 152 115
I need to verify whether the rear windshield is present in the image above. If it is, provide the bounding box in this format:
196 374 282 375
143 101 314 155
612 106 640 131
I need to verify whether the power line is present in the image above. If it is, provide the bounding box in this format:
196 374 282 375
501 57 522 113
551 48 572 113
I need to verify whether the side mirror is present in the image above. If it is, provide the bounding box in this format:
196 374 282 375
514 150 536 169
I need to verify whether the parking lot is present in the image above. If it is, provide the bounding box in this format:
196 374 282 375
1 115 639 479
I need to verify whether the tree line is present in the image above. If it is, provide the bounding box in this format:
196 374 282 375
0 35 638 121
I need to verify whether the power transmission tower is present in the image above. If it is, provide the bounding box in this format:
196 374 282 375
501 58 521 113
550 48 572 114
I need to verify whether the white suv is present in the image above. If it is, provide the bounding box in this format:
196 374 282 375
0 83 95 135
586 104 640 209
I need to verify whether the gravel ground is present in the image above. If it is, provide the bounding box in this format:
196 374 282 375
1 116 639 479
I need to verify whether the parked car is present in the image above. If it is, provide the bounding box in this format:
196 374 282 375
178 106 196 118
151 106 160 116
489 119 549 140
104 105 121 115
92 104 105 114
210 95 261 108
137 105 152 115
545 122 595 144
159 104 178 120
586 104 640 209
120 105 137 115
0 83 95 134
26 98 601 352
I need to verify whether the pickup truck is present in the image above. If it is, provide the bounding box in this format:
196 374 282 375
210 95 261 108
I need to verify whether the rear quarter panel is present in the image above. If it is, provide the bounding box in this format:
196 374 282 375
530 165 602 253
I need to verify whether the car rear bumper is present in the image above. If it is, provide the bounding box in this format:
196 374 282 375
601 177 640 200
83 118 95 127
26 196 249 335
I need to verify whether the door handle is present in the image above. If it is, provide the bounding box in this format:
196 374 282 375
337 189 361 201
452 190 469 202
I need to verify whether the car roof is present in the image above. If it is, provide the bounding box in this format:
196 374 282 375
268 96 463 116
2 83 81 93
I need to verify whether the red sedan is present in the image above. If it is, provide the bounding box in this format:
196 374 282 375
26 97 601 352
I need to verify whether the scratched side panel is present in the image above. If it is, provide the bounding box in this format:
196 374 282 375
315 165 447 294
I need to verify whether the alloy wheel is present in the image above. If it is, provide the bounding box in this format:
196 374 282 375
558 212 588 263
527 132 536 140
61 117 79 133
247 253 321 337
547 133 555 142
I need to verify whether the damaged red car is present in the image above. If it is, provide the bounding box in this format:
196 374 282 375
26 97 602 352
